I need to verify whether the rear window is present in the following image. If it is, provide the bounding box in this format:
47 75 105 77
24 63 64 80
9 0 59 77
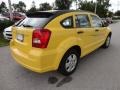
17 12 54 28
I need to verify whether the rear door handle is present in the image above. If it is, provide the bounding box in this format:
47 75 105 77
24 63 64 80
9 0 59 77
77 31 84 34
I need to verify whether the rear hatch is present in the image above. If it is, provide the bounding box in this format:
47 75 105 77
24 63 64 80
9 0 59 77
12 12 54 53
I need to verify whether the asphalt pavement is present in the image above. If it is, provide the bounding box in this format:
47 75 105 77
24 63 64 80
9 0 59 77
0 22 120 90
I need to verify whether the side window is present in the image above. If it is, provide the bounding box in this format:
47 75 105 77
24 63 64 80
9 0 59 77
61 16 73 28
91 15 102 27
75 14 91 28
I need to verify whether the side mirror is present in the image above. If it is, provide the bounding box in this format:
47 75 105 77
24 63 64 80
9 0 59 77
102 22 109 27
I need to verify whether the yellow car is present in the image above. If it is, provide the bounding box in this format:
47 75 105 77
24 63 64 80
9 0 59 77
10 10 112 75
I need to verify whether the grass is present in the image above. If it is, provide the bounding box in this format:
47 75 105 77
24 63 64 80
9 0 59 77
0 33 9 47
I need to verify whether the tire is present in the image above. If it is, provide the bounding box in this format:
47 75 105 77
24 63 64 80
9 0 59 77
102 35 111 48
58 49 80 76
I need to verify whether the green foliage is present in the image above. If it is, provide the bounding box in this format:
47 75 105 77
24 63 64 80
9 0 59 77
27 1 37 13
0 37 9 47
79 0 111 18
0 20 14 47
55 0 73 10
107 11 113 17
27 7 37 13
96 0 111 17
12 1 26 13
39 2 52 11
0 2 7 13
79 0 95 12
115 10 120 16
113 16 120 20
0 20 14 33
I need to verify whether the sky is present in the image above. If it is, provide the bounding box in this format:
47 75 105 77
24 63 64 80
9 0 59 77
0 0 120 12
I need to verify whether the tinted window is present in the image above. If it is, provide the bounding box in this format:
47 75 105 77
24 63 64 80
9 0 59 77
17 12 54 28
91 15 102 27
18 17 49 27
27 12 54 18
61 16 73 28
76 15 90 28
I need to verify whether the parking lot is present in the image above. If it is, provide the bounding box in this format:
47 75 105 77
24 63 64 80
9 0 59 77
0 22 120 90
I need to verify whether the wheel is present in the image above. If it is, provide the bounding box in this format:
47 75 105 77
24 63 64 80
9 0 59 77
102 35 111 48
58 49 80 76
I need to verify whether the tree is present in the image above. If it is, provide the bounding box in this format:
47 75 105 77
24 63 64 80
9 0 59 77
78 0 95 12
115 10 120 16
27 1 37 13
55 0 73 10
18 1 26 12
12 4 18 11
12 1 26 12
107 11 113 17
39 2 52 11
78 0 111 17
96 0 111 17
0 2 7 13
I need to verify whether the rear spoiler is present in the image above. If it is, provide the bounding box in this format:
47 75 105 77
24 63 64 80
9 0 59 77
26 12 54 18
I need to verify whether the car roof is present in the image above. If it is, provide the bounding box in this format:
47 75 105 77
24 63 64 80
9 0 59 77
47 10 93 14
26 10 93 17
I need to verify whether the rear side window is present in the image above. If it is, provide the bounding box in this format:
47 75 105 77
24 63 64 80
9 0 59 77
91 15 102 27
61 16 73 28
17 12 54 28
75 14 91 28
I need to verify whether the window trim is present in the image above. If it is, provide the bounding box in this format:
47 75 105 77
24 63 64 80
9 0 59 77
75 14 91 28
60 16 74 29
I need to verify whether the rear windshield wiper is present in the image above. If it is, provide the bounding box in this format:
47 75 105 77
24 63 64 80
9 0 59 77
22 24 33 27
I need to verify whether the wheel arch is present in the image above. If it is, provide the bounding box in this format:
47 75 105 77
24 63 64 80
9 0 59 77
66 45 81 57
55 45 81 70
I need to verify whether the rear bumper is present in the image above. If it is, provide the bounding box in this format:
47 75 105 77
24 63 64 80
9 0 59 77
10 41 58 73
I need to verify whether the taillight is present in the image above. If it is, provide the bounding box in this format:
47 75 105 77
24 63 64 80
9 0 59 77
32 28 51 48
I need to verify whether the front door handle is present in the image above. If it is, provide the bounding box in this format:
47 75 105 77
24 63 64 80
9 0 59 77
77 31 84 34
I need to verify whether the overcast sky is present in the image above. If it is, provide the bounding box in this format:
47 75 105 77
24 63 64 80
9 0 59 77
0 0 120 12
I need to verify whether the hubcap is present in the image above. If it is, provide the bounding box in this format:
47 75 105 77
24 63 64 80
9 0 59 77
65 54 77 72
106 37 110 46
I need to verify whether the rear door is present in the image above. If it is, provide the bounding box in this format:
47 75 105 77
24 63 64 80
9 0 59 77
90 14 106 47
75 14 97 57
